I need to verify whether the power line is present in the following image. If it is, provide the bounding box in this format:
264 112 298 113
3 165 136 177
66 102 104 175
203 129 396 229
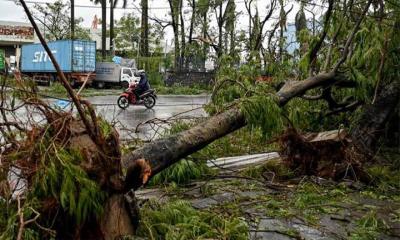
4 0 399 14
3 0 248 10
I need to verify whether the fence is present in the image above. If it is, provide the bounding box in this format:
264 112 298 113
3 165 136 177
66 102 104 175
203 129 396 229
164 70 215 87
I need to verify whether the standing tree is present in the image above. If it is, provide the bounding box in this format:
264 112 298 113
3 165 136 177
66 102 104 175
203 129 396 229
167 0 183 70
91 0 107 60
224 0 236 55
197 0 211 69
245 0 276 63
110 0 128 56
114 13 141 54
33 0 90 41
294 1 307 55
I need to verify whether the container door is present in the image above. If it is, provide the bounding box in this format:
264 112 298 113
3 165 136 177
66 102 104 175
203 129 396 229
84 41 96 72
72 41 84 72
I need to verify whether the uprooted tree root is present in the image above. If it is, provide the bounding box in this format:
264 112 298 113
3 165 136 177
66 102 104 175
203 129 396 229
278 128 371 182
0 89 128 239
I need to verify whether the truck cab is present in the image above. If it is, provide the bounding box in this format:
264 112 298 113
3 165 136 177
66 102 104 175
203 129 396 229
121 67 140 87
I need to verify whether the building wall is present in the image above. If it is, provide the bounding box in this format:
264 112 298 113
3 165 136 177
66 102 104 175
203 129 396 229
89 29 110 51
0 21 36 69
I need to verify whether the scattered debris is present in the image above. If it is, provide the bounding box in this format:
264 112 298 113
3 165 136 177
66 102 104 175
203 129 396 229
207 152 280 172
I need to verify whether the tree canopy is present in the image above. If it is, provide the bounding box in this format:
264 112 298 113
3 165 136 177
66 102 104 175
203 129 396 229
32 0 90 41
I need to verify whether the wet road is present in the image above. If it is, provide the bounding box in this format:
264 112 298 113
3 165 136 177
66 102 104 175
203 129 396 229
2 94 209 141
86 95 210 140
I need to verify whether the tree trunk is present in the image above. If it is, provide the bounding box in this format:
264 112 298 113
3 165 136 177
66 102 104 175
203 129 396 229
202 9 208 70
278 0 285 62
351 81 400 155
217 4 223 58
188 0 195 44
123 107 246 189
180 1 186 70
168 0 181 71
71 0 74 39
140 0 149 57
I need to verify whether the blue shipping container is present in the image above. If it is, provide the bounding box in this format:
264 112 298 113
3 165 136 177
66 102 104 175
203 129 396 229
21 40 96 73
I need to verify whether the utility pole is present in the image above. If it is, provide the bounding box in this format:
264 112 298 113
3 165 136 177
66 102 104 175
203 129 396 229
101 0 107 60
71 0 75 39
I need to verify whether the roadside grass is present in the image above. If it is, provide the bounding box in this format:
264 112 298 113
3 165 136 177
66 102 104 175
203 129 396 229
136 199 249 240
38 82 211 98
149 159 213 186
350 210 391 240
154 84 211 95
38 82 121 98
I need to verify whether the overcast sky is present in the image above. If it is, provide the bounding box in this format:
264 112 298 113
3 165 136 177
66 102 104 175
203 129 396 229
0 0 323 44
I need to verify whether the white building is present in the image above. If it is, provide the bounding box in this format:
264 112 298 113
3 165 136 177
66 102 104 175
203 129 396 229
89 28 110 51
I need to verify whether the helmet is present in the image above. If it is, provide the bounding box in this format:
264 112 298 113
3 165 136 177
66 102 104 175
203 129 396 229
138 69 145 76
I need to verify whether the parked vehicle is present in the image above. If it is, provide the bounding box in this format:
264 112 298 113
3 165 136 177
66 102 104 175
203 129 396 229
20 40 96 86
95 62 140 89
117 83 157 109
0 49 5 74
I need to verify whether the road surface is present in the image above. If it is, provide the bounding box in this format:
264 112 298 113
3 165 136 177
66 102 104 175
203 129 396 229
85 95 210 140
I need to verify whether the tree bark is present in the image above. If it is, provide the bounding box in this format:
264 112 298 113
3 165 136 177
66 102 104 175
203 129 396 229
71 0 74 39
217 4 223 57
168 0 181 71
123 107 246 189
179 1 185 69
202 6 208 70
140 0 149 57
351 81 400 155
188 0 195 44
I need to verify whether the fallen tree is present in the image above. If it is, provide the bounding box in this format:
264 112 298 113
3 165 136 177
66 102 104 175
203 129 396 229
123 75 399 189
124 0 380 189
122 71 341 188
1 0 399 239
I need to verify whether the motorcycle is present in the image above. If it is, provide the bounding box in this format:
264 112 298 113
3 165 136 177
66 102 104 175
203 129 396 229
117 84 157 109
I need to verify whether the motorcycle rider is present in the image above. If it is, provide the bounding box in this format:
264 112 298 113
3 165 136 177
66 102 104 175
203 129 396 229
134 70 150 99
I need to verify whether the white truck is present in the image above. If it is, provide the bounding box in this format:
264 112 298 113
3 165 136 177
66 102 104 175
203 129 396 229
94 62 140 88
